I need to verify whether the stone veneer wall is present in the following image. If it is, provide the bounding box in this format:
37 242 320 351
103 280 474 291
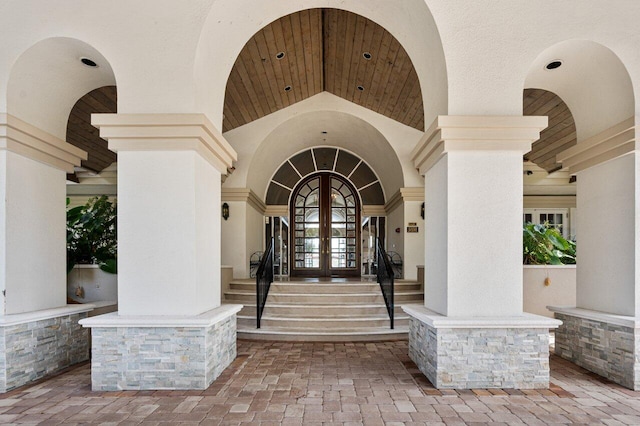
91 315 236 391
0 312 89 392
554 313 639 390
408 318 551 389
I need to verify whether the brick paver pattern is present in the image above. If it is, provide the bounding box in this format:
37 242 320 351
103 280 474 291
1 340 640 425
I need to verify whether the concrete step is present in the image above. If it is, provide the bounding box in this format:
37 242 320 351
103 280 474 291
228 280 422 293
238 314 409 329
237 326 409 342
237 304 408 318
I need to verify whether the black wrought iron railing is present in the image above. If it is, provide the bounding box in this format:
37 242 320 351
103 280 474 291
256 238 274 328
376 239 394 329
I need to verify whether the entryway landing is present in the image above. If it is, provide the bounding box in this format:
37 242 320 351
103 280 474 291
224 278 423 341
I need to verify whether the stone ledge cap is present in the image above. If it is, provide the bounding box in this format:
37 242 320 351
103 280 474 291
79 303 242 328
547 306 640 328
0 304 95 327
402 304 561 329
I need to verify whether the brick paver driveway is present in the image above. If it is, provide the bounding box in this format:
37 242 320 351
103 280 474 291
1 340 640 425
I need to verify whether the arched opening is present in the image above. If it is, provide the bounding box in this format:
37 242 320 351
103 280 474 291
290 173 360 277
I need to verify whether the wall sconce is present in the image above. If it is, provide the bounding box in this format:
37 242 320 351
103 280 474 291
421 202 425 219
222 202 230 220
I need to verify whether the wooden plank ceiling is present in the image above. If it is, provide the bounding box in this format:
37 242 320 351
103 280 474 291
223 8 424 132
66 85 117 172
523 89 577 173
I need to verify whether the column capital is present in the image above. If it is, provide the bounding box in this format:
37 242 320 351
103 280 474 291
557 116 637 173
411 115 548 175
385 187 424 214
0 114 87 173
92 113 237 174
221 187 266 214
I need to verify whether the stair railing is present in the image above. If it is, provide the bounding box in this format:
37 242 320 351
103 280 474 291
256 238 275 328
376 238 394 329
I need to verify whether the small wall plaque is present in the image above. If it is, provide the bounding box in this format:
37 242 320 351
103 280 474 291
408 222 417 226
407 226 419 233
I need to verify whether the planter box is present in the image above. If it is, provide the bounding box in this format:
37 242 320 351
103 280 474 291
67 265 117 303
523 265 576 318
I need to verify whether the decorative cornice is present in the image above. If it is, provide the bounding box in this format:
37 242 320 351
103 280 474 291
0 114 87 173
411 116 548 176
92 113 237 174
557 117 636 173
221 187 266 214
264 205 288 217
362 205 386 216
385 187 424 214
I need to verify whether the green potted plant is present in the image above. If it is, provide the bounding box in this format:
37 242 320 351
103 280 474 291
67 195 117 273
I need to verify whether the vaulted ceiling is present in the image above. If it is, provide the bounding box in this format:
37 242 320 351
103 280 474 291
523 89 577 173
63 18 576 182
222 8 425 132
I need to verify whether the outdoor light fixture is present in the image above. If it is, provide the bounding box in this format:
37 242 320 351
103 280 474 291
222 202 230 220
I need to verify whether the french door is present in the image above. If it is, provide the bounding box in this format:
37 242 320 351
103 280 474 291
291 173 360 277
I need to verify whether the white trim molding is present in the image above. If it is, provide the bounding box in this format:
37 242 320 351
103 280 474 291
402 304 561 329
362 205 386 216
0 304 95 327
79 304 242 328
385 187 424 214
411 116 548 176
557 117 636 173
0 114 87 173
92 113 237 174
547 305 640 328
222 187 266 214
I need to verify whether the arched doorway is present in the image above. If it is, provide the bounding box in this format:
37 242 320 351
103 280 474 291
290 173 360 277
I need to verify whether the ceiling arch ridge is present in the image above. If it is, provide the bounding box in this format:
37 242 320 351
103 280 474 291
226 93 418 194
524 39 635 144
6 37 117 141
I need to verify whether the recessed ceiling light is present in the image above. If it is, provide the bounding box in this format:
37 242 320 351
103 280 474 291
80 57 98 68
276 52 285 60
363 52 372 60
284 85 292 92
357 85 364 91
545 60 562 70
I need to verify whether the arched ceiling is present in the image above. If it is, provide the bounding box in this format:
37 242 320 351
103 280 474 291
66 86 117 173
523 89 576 173
223 8 424 132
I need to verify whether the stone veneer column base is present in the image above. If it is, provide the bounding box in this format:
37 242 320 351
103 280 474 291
403 305 561 389
79 304 242 391
548 306 640 390
0 305 94 392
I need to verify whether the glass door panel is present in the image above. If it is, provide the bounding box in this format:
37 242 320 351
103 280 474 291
291 174 360 277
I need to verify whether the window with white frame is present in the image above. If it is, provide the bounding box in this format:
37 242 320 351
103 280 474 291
523 208 569 238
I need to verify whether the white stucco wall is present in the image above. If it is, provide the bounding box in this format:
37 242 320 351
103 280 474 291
523 265 576 318
1 151 66 314
221 201 265 279
576 153 638 316
403 200 424 281
386 204 404 268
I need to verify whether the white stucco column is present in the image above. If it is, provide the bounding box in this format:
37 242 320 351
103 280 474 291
0 114 94 393
412 116 548 317
403 116 560 389
92 114 237 316
0 114 87 314
82 114 242 391
550 117 640 390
